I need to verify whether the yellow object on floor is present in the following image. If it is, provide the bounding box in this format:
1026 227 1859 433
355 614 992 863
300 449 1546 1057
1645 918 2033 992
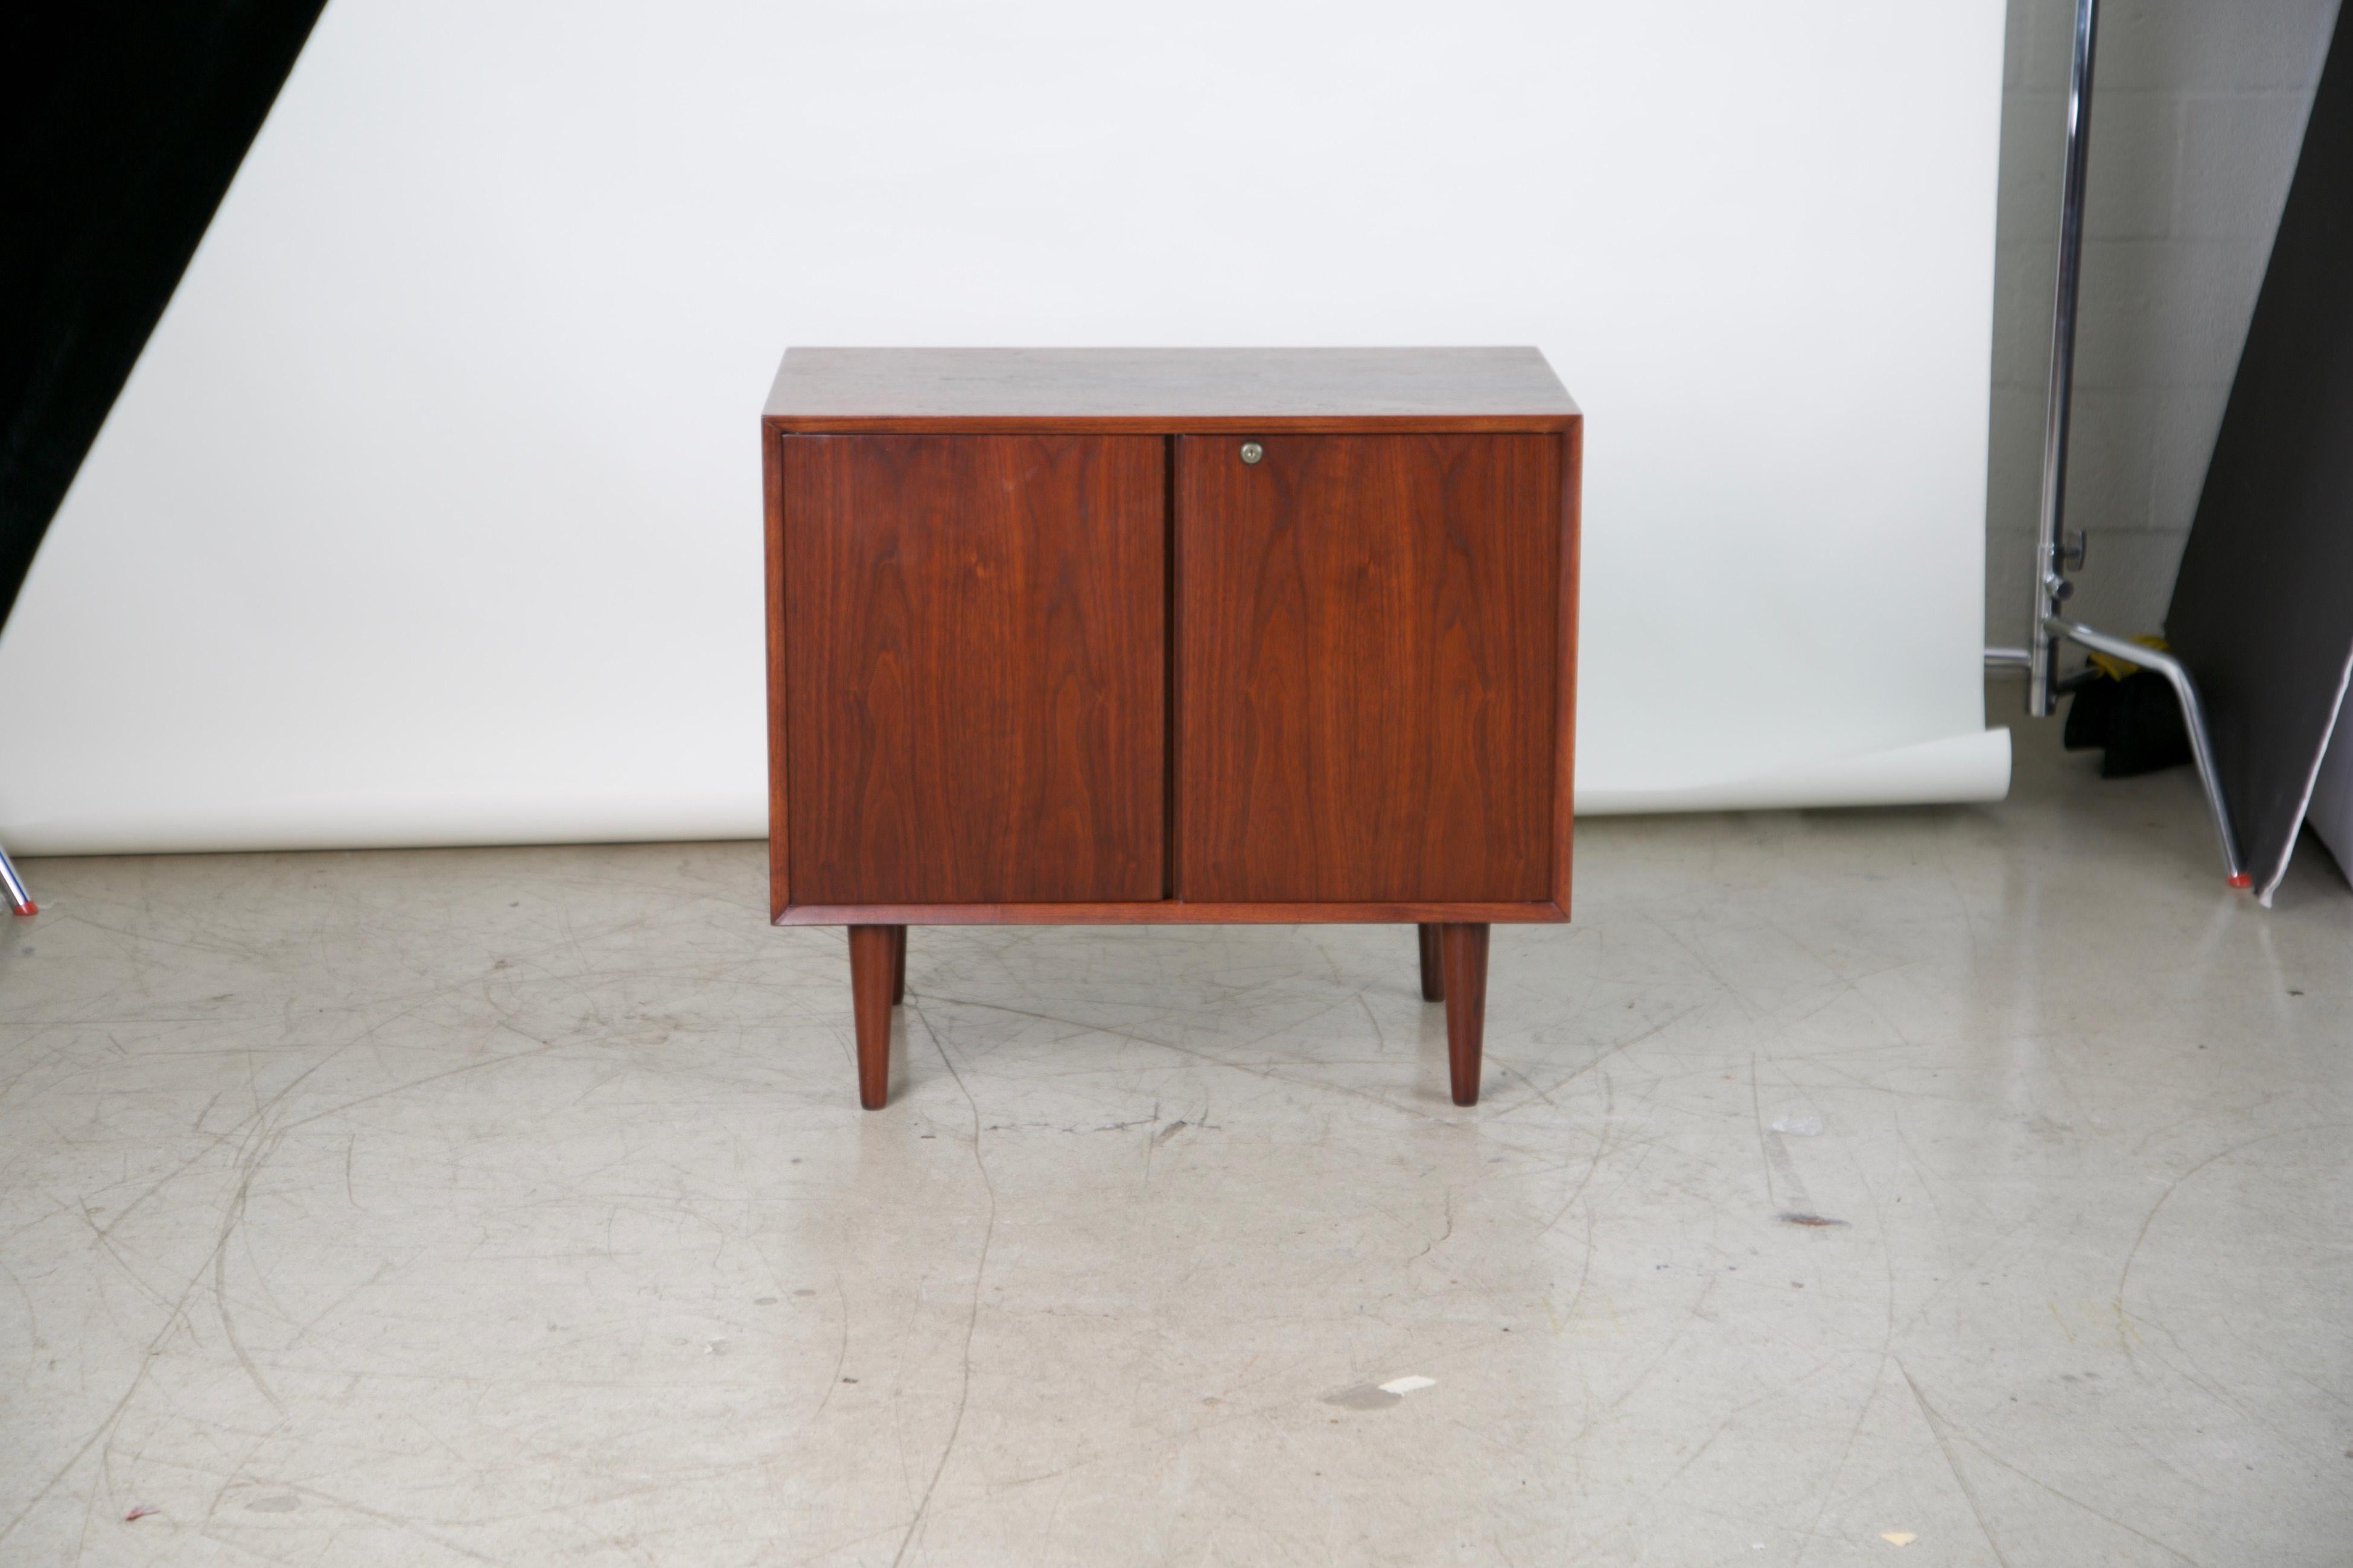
2084 632 2170 681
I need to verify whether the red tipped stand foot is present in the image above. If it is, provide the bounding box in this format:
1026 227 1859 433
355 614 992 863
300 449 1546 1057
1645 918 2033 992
2227 872 2252 889
0 846 31 915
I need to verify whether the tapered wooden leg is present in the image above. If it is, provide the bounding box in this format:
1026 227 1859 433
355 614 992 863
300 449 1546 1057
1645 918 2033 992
890 925 907 1006
1439 923 1489 1107
1416 924 1445 1001
849 925 900 1109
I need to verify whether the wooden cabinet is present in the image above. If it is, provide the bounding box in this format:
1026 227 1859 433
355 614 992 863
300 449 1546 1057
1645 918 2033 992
764 349 1580 1109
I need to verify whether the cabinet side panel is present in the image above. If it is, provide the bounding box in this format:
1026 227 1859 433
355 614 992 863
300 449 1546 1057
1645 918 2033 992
1555 420 1582 915
783 434 1165 904
1177 433 1558 903
763 424 790 919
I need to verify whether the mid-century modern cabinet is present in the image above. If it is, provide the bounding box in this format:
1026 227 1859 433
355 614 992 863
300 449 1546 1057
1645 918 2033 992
762 348 1581 1109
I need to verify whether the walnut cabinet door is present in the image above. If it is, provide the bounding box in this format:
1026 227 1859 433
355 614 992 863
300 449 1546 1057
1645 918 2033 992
1174 433 1562 903
780 434 1165 904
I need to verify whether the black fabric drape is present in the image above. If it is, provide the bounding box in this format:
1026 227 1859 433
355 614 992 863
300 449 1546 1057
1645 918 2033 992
2165 7 2353 898
0 1 327 631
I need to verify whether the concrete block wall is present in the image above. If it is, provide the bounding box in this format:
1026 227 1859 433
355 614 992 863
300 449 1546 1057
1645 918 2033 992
1985 0 2340 656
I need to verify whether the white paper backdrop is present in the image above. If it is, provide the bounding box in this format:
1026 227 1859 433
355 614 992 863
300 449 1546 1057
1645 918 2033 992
0 0 2011 855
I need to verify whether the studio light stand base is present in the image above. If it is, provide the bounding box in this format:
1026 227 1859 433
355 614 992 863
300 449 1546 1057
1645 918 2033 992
0 844 34 917
2044 618 2248 887
1985 0 2249 890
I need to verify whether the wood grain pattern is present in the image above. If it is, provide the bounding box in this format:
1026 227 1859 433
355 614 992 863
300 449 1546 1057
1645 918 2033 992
783 434 1165 904
1440 922 1489 1106
765 348 1578 432
848 925 899 1109
1176 433 1559 903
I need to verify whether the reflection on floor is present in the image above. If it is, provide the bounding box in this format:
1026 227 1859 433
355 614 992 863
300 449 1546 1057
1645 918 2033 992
2 695 2348 1566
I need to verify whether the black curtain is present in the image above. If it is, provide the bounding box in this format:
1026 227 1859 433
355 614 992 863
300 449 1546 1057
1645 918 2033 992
0 1 328 631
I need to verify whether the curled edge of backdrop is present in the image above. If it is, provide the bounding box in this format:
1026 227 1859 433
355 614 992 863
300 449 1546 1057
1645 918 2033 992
0 728 2011 857
1577 726 2011 816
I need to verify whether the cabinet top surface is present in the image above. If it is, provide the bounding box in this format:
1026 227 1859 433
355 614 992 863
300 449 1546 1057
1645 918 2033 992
763 348 1579 431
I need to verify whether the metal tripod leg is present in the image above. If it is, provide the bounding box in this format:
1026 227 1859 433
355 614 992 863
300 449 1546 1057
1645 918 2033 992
2049 618 2248 888
0 842 33 916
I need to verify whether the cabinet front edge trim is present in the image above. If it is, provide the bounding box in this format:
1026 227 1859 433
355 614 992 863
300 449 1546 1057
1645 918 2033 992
764 415 1581 436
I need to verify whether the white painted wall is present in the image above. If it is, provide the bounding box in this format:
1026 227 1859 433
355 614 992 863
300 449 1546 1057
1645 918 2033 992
0 0 2011 856
1984 0 2340 651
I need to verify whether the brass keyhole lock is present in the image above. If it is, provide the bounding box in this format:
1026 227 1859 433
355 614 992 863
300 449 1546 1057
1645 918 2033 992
1239 442 1264 465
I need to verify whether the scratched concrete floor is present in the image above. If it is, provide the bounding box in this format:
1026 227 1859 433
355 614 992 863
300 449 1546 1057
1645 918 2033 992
3 708 2350 1567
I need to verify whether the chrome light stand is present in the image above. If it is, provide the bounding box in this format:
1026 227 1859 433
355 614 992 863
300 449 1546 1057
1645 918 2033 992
1986 0 2249 886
